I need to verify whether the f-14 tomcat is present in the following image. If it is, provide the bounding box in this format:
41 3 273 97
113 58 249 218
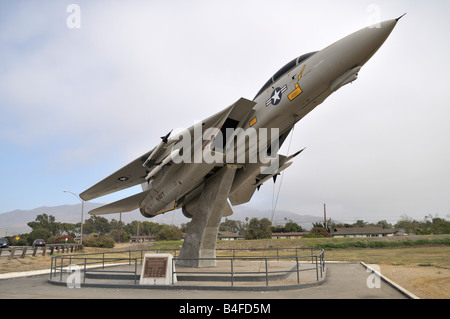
80 16 403 265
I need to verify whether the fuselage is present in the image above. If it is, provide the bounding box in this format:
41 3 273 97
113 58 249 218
251 18 398 135
139 18 399 217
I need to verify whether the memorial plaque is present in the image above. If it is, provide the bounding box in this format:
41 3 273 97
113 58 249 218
143 257 168 278
139 253 177 285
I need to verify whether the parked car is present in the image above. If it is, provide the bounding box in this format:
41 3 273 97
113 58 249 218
0 237 9 248
32 239 46 247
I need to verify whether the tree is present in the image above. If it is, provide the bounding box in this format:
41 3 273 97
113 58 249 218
309 226 329 238
395 215 419 235
83 216 110 235
27 214 58 236
109 229 129 243
141 221 162 235
58 222 77 237
180 222 191 233
273 220 304 233
285 221 303 233
155 225 183 241
354 220 368 227
430 217 450 234
219 218 247 235
376 220 393 229
310 221 329 237
28 227 52 243
422 215 450 234
245 218 272 240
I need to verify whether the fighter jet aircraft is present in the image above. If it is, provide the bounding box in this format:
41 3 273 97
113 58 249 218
80 16 402 262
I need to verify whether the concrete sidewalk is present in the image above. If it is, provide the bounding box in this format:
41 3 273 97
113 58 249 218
0 262 412 299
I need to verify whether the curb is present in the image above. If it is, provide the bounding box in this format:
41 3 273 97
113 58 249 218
0 263 130 280
0 269 51 279
360 262 420 299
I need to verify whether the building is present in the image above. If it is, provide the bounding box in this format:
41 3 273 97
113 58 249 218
217 231 244 240
272 232 309 239
331 227 399 238
129 235 155 243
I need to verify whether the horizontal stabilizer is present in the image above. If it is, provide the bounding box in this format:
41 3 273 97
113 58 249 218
255 162 293 187
80 153 153 201
88 191 149 215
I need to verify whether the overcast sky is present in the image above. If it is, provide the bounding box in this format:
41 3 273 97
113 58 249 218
1 0 449 225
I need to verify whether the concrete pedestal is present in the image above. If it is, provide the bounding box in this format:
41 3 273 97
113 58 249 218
177 165 237 267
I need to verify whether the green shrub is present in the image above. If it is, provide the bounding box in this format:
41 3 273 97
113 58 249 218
368 241 389 248
83 236 115 248
352 241 368 248
430 238 450 245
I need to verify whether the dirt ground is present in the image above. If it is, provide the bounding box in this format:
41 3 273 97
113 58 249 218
379 264 450 299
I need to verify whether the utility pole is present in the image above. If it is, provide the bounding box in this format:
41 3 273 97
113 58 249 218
64 190 85 245
137 221 140 243
323 203 327 229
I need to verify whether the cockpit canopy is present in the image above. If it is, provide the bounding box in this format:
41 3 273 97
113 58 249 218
254 51 317 100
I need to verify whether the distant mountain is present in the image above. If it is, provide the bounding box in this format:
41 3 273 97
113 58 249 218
0 203 324 236
0 203 104 235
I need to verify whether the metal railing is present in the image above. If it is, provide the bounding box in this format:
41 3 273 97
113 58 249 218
49 247 325 289
50 256 139 284
173 251 325 287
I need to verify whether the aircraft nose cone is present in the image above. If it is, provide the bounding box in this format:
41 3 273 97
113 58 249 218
326 18 399 70
357 19 398 65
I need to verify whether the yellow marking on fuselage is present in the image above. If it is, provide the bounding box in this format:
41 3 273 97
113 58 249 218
298 65 306 80
288 83 303 101
289 65 306 101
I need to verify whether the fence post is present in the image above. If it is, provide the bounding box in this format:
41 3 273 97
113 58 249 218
265 257 269 287
315 256 319 281
318 250 322 277
296 256 300 284
50 257 53 279
230 258 234 287
84 259 87 283
9 247 16 259
60 258 63 282
171 259 174 286
32 246 38 257
135 259 138 285
322 250 326 272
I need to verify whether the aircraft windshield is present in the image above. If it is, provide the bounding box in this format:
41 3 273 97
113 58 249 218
253 51 317 100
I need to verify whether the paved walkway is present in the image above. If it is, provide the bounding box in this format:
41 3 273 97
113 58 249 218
0 262 408 299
